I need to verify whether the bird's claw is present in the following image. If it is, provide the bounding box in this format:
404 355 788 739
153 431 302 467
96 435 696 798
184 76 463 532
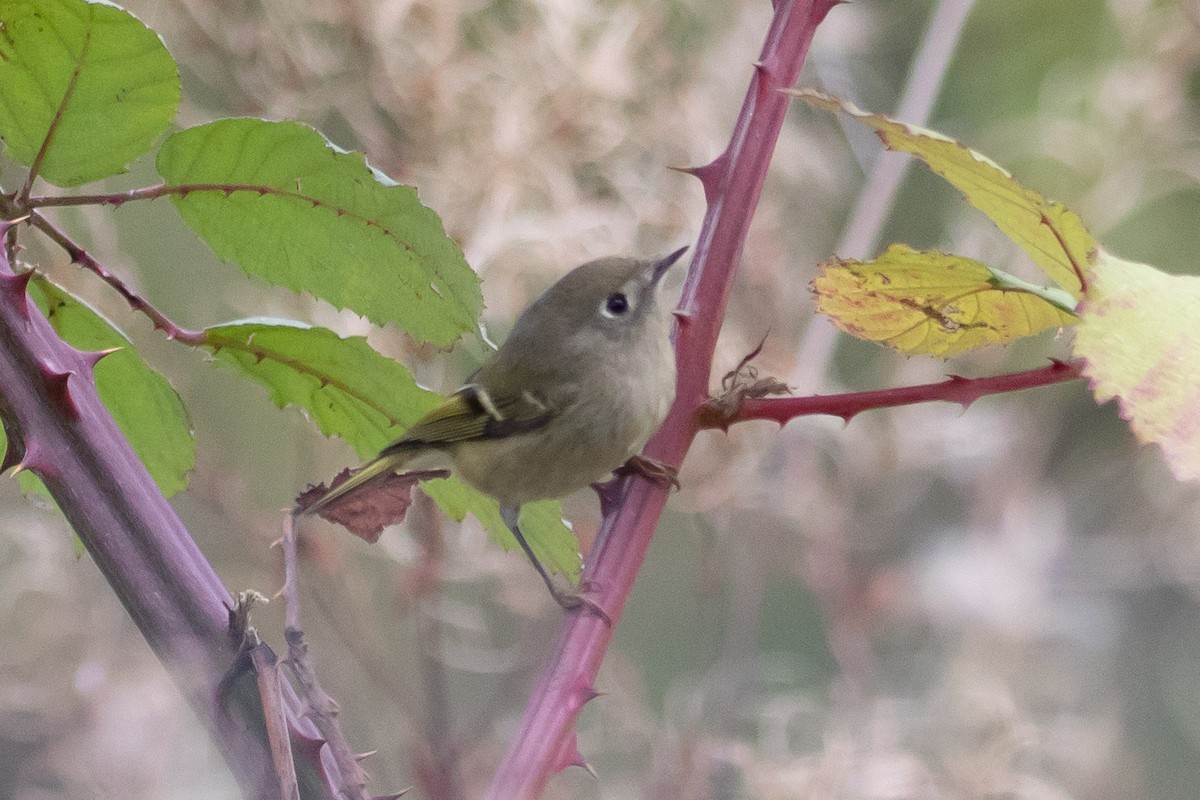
617 454 681 491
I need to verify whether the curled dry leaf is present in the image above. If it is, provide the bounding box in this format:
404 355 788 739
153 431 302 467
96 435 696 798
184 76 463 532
296 468 450 542
701 339 792 425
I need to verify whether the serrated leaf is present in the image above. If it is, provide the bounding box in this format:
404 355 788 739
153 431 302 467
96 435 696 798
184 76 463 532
204 319 437 456
158 119 482 346
0 0 179 187
813 244 1077 357
205 319 580 576
790 89 1094 298
1073 251 1200 481
29 276 194 495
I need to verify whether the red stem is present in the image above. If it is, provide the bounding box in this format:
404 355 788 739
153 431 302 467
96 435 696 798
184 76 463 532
709 359 1084 429
28 212 206 343
29 182 297 208
485 2 841 796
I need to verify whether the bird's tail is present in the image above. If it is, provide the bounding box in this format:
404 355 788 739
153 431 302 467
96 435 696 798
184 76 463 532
298 447 414 517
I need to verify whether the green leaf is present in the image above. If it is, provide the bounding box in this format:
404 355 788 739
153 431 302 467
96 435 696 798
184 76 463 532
204 319 437 457
158 119 483 346
29 276 194 496
0 0 179 187
813 244 1077 357
790 89 1095 299
204 319 580 576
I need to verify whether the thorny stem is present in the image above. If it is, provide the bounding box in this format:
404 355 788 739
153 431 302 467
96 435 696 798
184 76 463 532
27 211 207 343
485 2 843 797
29 182 319 209
0 217 342 796
17 209 423 450
701 359 1084 430
280 513 375 800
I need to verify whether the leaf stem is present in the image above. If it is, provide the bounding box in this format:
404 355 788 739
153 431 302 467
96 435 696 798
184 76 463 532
30 182 304 208
27 211 207 344
18 9 93 202
987 266 1079 313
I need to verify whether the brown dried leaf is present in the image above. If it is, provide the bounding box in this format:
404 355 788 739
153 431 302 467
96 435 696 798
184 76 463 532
296 468 450 542
707 340 792 420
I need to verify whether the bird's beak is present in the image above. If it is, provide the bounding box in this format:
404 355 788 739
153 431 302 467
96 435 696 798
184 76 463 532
651 246 689 285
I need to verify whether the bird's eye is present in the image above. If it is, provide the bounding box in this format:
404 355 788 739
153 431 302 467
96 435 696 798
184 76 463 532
603 292 630 317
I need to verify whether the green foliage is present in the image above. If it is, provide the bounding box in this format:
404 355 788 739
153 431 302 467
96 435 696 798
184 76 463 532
204 320 436 457
0 0 582 577
0 0 179 187
158 119 483 347
29 277 195 496
205 321 580 576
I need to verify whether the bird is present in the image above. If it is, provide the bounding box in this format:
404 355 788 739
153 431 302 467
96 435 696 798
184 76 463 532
300 247 687 617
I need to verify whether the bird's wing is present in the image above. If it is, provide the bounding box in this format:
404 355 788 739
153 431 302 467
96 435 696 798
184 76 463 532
383 384 557 453
302 386 559 517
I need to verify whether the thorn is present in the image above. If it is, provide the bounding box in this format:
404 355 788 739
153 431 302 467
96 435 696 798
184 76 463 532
372 790 411 800
580 686 604 705
41 368 80 418
355 750 378 762
671 154 727 204
0 214 30 236
75 345 123 370
291 729 326 761
0 270 35 318
0 437 24 474
553 731 592 775
12 441 55 480
815 0 847 21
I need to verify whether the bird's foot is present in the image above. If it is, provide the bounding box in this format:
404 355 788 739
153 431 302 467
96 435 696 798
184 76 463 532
616 454 681 491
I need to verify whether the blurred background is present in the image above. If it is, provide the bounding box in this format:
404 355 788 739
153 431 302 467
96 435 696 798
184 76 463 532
3 0 1200 797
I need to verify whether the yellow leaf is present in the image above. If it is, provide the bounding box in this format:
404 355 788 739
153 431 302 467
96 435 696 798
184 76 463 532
813 244 1077 357
789 89 1095 299
1073 251 1200 481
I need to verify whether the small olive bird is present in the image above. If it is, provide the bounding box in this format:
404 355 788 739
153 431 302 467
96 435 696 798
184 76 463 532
301 247 686 614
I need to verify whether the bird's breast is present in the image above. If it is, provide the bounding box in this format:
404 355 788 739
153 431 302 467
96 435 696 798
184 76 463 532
450 337 675 506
